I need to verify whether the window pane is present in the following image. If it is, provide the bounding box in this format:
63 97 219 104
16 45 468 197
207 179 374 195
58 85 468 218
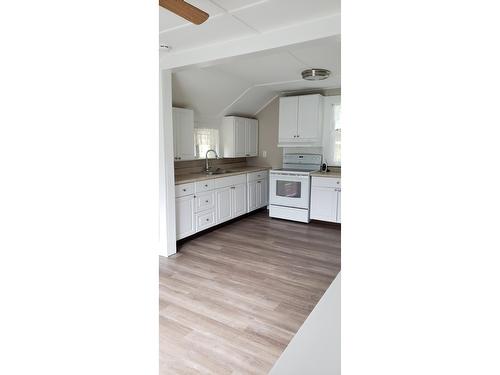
194 128 219 158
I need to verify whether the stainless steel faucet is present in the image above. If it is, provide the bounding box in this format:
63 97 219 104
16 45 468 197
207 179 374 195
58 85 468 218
205 149 219 172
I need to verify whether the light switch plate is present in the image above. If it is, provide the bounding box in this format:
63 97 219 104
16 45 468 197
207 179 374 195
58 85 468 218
262 150 267 158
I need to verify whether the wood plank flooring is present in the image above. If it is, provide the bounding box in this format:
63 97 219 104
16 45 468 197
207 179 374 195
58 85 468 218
159 210 341 374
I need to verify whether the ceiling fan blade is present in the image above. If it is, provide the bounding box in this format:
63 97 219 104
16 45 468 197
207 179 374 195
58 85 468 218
159 0 209 25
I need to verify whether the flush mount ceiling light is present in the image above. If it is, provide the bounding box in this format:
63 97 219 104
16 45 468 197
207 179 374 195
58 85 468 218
301 68 331 81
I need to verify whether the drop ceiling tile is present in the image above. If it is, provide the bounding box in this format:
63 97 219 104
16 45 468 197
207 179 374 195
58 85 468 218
160 13 255 52
159 7 189 32
233 0 341 33
210 0 267 12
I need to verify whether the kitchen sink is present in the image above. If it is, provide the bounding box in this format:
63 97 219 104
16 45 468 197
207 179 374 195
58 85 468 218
206 169 235 175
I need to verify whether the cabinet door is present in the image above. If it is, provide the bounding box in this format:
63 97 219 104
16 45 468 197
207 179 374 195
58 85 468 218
172 111 179 159
335 189 341 223
234 118 246 157
216 187 232 224
232 184 247 217
245 119 258 157
175 195 195 240
173 108 195 160
247 181 258 212
257 178 268 208
278 96 299 142
310 187 337 222
297 95 321 142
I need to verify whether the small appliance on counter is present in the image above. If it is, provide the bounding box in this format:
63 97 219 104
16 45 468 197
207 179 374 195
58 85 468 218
268 153 322 223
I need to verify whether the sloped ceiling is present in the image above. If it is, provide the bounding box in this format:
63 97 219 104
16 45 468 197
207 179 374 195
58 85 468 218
172 35 341 121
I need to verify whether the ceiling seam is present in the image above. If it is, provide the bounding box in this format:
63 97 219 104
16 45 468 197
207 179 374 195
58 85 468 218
286 50 309 67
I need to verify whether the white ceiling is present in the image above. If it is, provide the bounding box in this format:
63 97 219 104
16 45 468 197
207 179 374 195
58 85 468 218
159 0 341 53
162 0 341 122
172 35 341 120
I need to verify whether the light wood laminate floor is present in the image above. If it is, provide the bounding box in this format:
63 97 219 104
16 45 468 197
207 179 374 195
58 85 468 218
159 210 341 374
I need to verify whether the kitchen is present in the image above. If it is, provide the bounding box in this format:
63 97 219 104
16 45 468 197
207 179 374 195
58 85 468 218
172 91 341 240
159 1 341 373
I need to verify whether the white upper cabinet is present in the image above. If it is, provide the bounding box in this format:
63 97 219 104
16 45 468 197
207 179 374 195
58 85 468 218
245 118 258 157
172 107 195 161
278 96 299 142
278 94 323 147
221 116 258 158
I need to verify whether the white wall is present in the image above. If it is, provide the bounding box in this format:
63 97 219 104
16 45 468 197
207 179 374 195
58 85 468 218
159 70 176 257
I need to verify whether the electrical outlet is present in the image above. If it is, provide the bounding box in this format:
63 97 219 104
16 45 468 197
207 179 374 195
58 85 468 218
262 150 267 158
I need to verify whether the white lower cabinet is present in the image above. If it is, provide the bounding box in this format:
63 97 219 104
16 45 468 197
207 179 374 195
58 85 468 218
232 184 247 217
216 187 233 224
175 172 265 240
216 184 247 224
259 178 268 207
195 209 216 232
336 190 341 222
310 177 341 223
175 194 196 240
247 179 268 211
248 181 258 211
247 170 268 212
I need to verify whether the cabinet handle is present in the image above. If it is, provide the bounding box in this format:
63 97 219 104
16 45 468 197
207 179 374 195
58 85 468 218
206 218 209 222
182 189 186 191
257 181 261 184
337 181 340 184
205 200 209 203
204 184 208 187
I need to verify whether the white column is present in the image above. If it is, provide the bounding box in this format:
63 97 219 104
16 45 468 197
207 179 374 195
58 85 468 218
159 69 176 256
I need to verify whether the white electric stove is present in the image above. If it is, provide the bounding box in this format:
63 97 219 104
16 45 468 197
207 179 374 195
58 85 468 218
269 154 322 223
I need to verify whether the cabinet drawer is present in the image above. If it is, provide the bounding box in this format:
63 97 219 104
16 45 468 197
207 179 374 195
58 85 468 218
195 179 214 193
195 191 215 213
175 182 195 197
214 173 247 189
247 170 268 183
195 209 216 232
311 177 341 189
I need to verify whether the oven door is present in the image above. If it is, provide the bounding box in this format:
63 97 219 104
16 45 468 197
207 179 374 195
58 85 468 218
269 172 310 209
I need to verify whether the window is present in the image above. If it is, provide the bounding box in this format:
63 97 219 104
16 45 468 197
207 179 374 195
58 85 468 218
194 128 219 158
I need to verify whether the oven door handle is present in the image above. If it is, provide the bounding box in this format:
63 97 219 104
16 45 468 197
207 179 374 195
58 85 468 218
270 173 310 178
